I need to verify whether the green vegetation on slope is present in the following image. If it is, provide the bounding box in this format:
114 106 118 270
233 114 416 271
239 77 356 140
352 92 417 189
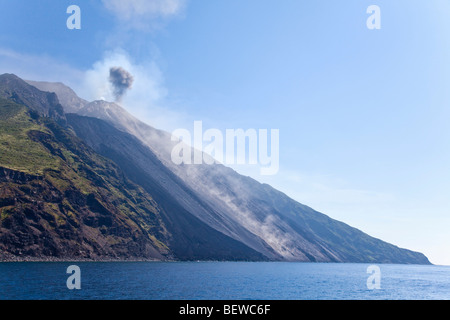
0 98 59 174
0 98 171 260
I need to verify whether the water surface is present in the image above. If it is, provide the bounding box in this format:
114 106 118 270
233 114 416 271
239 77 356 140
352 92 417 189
0 262 448 300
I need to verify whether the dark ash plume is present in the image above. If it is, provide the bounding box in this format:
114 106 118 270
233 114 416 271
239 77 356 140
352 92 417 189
109 67 134 101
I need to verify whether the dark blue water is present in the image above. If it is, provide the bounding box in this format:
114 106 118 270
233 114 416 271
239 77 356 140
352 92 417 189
0 262 448 300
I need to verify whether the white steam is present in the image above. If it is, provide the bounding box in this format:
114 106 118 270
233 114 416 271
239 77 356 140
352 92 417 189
75 50 188 132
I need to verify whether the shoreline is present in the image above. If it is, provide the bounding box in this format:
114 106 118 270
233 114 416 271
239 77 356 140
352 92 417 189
0 258 437 266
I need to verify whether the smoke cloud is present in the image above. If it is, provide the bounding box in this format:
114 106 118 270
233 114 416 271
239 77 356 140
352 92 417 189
109 66 134 101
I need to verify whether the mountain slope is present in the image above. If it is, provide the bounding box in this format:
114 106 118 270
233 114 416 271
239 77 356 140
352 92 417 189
0 98 169 260
66 113 280 260
25 80 88 114
0 74 65 124
0 75 267 261
27 78 431 264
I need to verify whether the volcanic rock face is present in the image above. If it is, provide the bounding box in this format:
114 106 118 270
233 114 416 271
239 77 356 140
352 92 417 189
0 74 431 264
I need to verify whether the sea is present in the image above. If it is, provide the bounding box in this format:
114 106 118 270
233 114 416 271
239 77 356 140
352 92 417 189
0 262 448 300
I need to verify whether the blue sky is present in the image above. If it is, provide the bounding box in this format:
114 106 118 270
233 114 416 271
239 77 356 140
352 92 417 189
1 0 449 265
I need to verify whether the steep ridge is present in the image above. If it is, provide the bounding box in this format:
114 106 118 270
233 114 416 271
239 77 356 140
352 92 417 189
0 75 267 261
25 80 88 114
0 74 65 124
0 97 169 260
66 114 280 260
26 77 431 264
